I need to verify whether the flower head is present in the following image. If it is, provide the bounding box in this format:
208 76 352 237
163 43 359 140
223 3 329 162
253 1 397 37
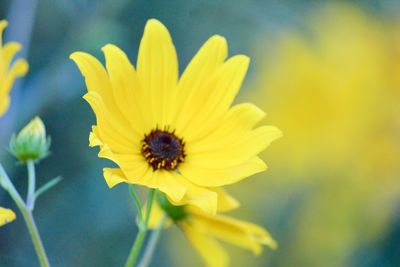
0 206 15 227
0 20 29 117
70 19 281 214
9 117 50 163
149 191 276 267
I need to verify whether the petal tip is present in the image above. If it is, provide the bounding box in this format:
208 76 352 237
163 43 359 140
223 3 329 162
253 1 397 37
13 60 29 76
101 43 118 53
69 51 89 62
103 168 127 188
0 20 8 32
209 34 227 45
69 51 80 60
145 18 167 32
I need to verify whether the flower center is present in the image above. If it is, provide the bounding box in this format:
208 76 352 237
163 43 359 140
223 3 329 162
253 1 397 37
141 129 185 170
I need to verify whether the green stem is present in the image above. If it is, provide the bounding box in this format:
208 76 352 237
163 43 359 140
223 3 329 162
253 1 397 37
129 185 143 225
144 189 156 226
124 188 156 267
35 176 62 201
26 159 36 211
137 214 167 267
0 164 50 267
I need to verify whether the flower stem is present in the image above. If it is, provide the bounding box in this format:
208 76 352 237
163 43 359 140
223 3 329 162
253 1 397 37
129 185 143 225
137 214 167 267
26 159 36 210
21 208 50 267
124 188 156 267
0 163 50 267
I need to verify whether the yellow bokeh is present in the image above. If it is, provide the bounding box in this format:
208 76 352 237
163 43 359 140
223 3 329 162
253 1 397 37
0 19 28 117
246 3 400 266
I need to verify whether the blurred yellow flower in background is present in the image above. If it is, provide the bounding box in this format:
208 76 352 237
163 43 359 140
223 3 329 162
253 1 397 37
247 3 400 266
71 19 281 215
0 206 15 227
0 20 28 117
149 192 276 267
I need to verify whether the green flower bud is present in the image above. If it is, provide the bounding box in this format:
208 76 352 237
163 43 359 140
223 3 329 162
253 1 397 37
157 192 188 222
9 117 51 163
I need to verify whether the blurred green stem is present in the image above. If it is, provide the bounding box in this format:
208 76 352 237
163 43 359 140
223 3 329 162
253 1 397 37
125 188 156 267
0 163 50 267
35 176 62 201
137 214 167 267
129 185 143 225
26 160 36 210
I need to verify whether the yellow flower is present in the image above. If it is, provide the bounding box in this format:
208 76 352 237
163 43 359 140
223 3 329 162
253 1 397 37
248 3 400 266
0 206 16 227
0 20 29 117
70 19 281 214
149 190 277 267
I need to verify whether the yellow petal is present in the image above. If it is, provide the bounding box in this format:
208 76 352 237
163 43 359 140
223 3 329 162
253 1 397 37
101 44 149 134
135 170 186 203
187 103 267 154
0 59 28 97
181 221 229 267
103 168 128 188
1 42 22 69
89 126 103 147
180 156 267 187
0 42 22 81
0 96 10 116
178 35 227 94
173 35 227 129
0 207 16 227
0 21 28 117
211 187 240 213
70 52 112 95
169 175 218 215
187 126 282 168
136 19 178 127
71 52 139 148
83 91 138 152
115 154 149 182
0 20 7 37
192 212 277 254
178 55 250 141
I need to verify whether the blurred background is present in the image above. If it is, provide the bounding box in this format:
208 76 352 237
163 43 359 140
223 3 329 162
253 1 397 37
1 0 400 266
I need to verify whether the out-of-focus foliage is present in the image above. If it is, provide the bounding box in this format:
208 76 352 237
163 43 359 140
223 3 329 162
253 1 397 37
247 3 400 267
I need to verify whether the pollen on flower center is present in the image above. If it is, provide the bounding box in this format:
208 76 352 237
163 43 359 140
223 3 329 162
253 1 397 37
141 129 185 170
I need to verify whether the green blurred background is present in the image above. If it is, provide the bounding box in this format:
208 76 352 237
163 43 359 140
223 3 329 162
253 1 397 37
1 0 400 266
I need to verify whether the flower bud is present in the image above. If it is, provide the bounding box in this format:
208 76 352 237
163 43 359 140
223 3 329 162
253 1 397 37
9 117 51 163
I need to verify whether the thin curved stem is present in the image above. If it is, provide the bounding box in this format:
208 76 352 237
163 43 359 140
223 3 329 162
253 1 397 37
124 227 147 267
35 176 62 201
124 188 156 267
0 163 50 267
129 185 143 225
144 189 156 226
137 214 167 267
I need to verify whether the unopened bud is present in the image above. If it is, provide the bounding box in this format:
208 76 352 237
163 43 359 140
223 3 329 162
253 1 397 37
9 117 50 163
